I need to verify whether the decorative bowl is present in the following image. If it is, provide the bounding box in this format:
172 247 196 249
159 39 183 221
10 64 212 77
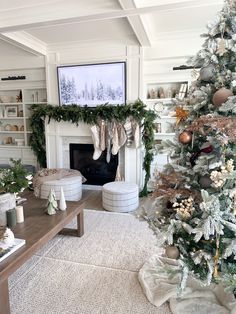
15 139 25 146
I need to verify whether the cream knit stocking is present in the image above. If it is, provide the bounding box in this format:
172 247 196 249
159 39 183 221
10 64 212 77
132 121 140 148
106 122 113 163
91 125 102 160
111 123 119 155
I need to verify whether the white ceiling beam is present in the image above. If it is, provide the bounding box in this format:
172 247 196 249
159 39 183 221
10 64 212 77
0 0 223 33
118 0 151 46
0 32 47 56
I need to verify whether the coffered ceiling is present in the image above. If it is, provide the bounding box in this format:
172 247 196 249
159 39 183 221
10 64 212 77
0 0 224 56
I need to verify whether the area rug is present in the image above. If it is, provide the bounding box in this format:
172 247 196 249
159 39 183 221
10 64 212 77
9 209 171 314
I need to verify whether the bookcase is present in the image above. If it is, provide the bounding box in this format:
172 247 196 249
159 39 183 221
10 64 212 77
0 68 47 166
145 80 189 190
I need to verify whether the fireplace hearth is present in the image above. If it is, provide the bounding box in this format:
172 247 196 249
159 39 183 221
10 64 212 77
70 143 118 185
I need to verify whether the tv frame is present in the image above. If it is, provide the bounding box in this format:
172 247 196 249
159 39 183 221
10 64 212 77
57 61 126 107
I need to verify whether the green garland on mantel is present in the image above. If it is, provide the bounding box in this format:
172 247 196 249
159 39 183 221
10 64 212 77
29 99 156 196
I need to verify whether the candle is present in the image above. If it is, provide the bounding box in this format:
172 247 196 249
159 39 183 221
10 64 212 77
6 209 16 228
15 205 24 223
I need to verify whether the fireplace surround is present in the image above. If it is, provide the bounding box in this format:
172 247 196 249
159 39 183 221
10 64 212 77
45 120 142 188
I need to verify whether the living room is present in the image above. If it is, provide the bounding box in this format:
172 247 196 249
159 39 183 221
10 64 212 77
2 0 236 313
0 0 219 187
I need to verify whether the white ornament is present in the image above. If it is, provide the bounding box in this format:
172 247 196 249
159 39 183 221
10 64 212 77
59 187 67 211
0 228 15 250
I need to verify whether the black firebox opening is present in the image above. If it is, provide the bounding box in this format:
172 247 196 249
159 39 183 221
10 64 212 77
69 143 118 186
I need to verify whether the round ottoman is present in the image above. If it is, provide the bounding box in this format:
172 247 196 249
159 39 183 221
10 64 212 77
102 181 139 212
40 176 82 201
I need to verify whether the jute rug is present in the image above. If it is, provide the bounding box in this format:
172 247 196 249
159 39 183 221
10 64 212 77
9 209 171 314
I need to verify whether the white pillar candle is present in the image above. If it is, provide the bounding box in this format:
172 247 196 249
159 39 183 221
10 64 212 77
15 205 24 223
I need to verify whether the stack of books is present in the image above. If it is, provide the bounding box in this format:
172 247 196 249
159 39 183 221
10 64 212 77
178 83 188 100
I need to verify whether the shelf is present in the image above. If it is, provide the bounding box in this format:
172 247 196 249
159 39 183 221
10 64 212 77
0 117 24 120
146 98 174 102
156 116 176 119
147 81 188 99
0 131 25 134
155 132 175 137
0 145 30 148
0 102 23 106
24 102 47 105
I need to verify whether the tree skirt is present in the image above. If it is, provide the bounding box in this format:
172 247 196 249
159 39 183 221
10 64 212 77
138 255 236 314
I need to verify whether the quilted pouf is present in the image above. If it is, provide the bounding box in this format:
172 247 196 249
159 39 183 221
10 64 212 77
40 176 82 201
102 181 139 212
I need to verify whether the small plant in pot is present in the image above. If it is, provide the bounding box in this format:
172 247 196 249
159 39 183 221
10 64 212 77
0 159 32 195
0 159 33 226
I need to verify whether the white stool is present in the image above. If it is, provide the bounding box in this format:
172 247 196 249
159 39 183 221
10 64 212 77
40 176 82 201
102 181 139 212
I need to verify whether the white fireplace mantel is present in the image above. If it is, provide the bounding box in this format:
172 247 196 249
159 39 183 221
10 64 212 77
45 119 143 188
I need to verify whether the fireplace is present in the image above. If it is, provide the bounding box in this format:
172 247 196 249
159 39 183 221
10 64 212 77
70 143 118 185
45 120 141 188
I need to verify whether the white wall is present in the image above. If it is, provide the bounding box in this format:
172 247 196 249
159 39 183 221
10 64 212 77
143 33 205 86
45 42 143 186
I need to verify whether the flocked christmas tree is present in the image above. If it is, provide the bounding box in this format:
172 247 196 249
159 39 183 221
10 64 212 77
141 0 236 293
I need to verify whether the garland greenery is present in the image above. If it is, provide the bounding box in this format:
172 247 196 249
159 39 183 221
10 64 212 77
29 99 156 196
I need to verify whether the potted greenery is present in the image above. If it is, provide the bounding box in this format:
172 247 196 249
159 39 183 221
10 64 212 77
0 159 33 225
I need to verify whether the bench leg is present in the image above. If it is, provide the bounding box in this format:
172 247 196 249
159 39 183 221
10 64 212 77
0 279 10 314
59 210 84 237
77 210 84 237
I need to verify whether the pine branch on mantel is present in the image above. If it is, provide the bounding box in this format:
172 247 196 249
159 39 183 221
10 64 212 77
29 100 156 196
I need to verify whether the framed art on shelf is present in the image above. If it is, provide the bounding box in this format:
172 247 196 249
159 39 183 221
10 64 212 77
5 106 18 117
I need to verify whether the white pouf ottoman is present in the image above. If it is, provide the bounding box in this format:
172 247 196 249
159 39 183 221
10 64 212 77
102 181 139 212
40 176 82 201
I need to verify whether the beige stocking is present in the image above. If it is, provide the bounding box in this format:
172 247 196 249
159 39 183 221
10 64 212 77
99 119 106 151
111 123 119 155
117 123 127 149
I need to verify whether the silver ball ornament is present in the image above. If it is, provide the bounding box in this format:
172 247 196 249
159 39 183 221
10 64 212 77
200 64 215 82
165 246 180 259
199 175 212 189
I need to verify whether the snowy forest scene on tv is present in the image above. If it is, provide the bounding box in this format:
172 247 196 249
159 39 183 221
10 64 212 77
58 62 126 106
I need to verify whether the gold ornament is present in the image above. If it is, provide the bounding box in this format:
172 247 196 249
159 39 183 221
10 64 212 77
179 130 192 144
212 88 233 107
165 245 180 259
175 107 189 125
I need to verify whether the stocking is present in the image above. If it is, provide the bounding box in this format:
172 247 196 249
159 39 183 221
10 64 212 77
99 119 106 151
106 122 113 163
111 123 119 155
117 123 127 149
91 125 102 160
132 121 140 148
115 165 123 181
124 118 133 147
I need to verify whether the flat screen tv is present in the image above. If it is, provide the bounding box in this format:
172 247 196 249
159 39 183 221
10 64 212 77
57 62 126 107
